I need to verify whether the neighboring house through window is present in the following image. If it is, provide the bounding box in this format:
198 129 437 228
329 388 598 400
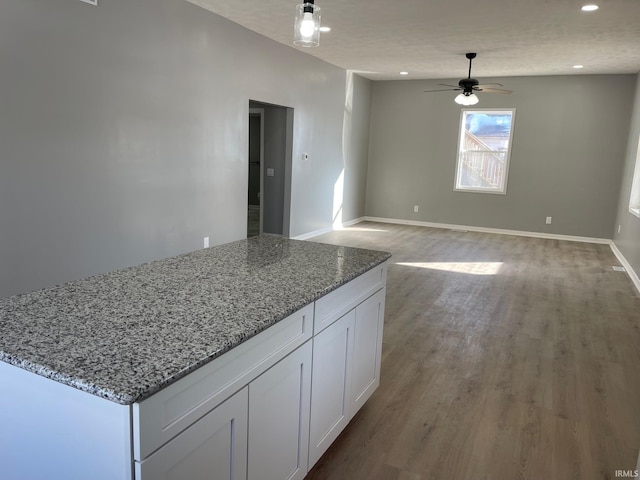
455 109 515 194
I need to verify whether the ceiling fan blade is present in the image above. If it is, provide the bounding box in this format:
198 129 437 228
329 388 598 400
477 87 513 94
424 88 461 93
475 83 504 88
438 83 460 88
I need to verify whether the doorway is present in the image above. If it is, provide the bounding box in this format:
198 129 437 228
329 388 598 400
248 108 263 237
247 101 293 238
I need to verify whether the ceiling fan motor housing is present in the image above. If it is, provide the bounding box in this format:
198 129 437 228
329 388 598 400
459 78 479 93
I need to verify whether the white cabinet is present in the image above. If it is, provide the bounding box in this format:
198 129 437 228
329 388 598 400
350 288 386 414
308 286 386 469
136 339 314 480
308 310 355 468
248 341 312 480
135 387 248 480
314 264 386 335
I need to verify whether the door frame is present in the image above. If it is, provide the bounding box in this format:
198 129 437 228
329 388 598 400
282 107 293 238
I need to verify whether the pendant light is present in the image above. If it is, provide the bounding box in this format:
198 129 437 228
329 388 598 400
294 1 321 47
455 92 479 106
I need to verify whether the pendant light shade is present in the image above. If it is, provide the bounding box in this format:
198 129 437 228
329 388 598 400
455 93 479 106
294 2 321 47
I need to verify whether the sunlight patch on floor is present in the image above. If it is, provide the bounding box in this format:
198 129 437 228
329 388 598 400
396 261 503 275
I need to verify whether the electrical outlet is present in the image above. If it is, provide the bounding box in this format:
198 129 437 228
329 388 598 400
413 205 419 213
203 237 209 248
545 217 552 225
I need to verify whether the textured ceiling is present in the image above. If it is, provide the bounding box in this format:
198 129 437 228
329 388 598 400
186 0 640 81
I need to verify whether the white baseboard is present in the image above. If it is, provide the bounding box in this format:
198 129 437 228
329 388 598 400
362 216 612 244
609 242 640 294
292 217 366 241
292 227 333 241
340 217 366 228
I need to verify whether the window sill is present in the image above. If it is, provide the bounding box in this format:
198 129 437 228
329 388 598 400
629 207 640 219
454 186 507 195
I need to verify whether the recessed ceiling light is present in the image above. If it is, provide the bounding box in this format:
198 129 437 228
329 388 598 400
573 64 584 69
581 4 599 11
319 26 331 32
400 71 409 76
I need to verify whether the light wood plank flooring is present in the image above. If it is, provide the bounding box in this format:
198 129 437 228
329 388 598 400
306 221 640 480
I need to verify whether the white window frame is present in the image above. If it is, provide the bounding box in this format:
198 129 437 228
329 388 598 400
628 136 640 219
454 108 516 195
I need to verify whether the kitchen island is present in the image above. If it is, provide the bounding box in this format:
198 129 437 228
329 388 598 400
0 236 390 480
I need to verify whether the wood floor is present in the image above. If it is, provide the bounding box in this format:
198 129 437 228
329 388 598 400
306 221 640 480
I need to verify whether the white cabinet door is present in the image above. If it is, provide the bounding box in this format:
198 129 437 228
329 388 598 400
308 310 355 469
135 387 248 480
248 341 312 480
350 288 386 416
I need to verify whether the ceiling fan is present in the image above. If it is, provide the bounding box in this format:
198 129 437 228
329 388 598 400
425 53 512 105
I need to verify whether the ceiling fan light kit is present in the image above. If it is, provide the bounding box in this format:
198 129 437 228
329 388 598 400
424 52 513 106
455 93 479 106
294 1 321 47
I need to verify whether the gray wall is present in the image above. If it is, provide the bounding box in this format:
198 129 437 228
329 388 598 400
342 73 373 223
614 74 640 275
365 75 636 239
0 0 359 298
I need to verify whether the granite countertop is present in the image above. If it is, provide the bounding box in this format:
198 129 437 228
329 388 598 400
0 236 390 405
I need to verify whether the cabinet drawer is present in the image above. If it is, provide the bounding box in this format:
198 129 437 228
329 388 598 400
135 387 248 480
314 262 387 335
133 303 313 460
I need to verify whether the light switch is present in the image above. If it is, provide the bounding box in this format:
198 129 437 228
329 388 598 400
267 168 275 177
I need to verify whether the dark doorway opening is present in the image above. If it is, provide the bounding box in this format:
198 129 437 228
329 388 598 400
247 101 293 238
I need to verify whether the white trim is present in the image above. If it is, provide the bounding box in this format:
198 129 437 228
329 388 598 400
340 217 366 228
454 108 515 195
292 226 334 241
292 217 365 241
362 216 611 244
454 186 508 195
609 242 640 294
627 137 640 218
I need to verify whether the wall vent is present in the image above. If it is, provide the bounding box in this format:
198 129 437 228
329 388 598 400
80 0 97 5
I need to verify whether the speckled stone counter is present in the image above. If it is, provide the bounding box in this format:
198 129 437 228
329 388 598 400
0 236 390 405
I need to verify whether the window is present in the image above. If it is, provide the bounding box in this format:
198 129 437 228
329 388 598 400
628 137 640 218
455 109 515 194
